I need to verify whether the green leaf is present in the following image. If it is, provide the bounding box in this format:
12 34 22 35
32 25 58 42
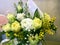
7 31 14 39
33 9 40 19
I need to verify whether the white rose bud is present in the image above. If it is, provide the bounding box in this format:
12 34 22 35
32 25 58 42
17 13 25 21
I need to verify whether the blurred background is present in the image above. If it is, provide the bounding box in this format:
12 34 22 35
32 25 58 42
0 0 60 45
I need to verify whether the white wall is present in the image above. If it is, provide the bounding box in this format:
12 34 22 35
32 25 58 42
0 0 28 15
0 0 19 15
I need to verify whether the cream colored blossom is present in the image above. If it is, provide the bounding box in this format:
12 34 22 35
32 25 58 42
17 13 25 21
21 18 33 31
2 23 11 32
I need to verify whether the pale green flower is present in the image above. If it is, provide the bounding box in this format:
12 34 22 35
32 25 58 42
29 34 39 45
32 17 42 30
11 21 21 32
17 5 22 10
17 4 22 13
7 14 15 23
2 23 11 32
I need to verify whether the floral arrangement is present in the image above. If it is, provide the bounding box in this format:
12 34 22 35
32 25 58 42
2 0 57 45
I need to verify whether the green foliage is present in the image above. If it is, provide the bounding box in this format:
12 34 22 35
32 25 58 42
33 9 40 19
7 31 15 39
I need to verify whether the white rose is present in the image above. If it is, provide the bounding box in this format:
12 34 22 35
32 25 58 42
21 18 33 31
17 13 25 21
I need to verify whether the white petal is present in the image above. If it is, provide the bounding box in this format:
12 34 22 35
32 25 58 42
1 39 10 43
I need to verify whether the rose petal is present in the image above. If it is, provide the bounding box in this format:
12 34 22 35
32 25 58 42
0 14 8 31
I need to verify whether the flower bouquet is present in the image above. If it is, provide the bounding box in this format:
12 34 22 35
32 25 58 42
1 0 57 45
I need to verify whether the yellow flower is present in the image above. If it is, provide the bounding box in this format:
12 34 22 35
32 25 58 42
42 13 51 28
11 21 21 32
51 17 56 22
39 32 44 40
42 20 50 29
7 14 15 23
14 33 18 37
44 13 51 22
2 23 11 32
6 33 10 37
32 17 42 30
45 29 54 35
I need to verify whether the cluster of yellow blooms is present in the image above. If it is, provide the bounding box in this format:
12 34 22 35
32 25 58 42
42 13 56 35
39 31 44 40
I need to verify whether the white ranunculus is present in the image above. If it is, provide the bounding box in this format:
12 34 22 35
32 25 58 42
21 18 33 31
17 13 25 21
